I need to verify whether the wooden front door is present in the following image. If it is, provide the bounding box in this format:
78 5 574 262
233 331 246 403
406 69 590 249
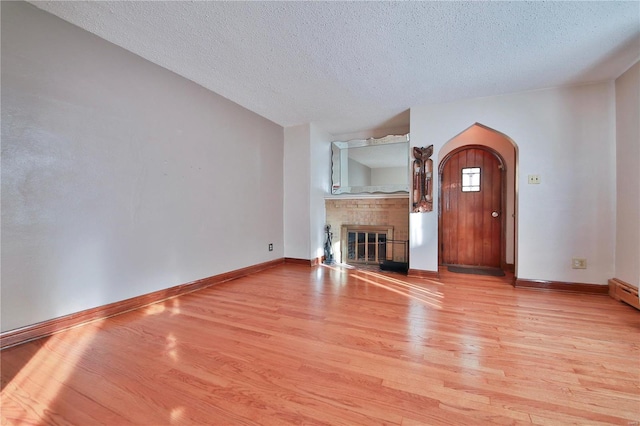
440 147 503 268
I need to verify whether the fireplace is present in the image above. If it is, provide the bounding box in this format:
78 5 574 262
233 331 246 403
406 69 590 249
325 197 410 267
340 225 394 265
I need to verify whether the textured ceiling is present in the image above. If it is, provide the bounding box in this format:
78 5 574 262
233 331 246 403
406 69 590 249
29 1 640 135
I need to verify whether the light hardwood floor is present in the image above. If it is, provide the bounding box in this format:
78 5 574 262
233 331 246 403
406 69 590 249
2 264 639 425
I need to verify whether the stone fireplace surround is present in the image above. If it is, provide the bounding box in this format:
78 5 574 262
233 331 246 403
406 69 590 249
325 197 409 265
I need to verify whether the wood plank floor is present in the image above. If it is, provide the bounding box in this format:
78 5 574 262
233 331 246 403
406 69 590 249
2 264 639 425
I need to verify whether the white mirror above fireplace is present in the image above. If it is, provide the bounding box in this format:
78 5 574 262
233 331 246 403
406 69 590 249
331 134 410 195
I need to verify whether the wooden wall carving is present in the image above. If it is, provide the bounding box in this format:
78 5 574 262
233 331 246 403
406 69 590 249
412 145 434 212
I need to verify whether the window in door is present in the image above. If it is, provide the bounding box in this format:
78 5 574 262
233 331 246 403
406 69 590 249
461 167 481 192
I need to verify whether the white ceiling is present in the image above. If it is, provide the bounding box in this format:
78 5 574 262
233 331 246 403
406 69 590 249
30 1 639 135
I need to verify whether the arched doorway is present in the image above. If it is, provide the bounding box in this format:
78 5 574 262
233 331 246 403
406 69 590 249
437 123 517 273
439 146 505 268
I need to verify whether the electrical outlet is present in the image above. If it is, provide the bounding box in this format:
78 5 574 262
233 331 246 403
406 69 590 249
268 243 273 252
528 174 541 184
572 258 587 269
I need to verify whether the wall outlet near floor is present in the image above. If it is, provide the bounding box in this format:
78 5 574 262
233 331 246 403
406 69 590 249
528 174 541 184
268 243 273 252
572 258 587 269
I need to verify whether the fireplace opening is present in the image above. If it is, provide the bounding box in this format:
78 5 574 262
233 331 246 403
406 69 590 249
346 228 389 264
340 225 408 272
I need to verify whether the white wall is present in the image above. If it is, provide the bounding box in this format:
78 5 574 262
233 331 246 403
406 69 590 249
615 61 640 288
283 124 311 259
283 123 331 261
309 123 332 261
1 2 284 332
410 83 616 285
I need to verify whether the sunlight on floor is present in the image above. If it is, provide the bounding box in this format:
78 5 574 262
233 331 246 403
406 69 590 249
165 333 179 362
1 320 103 422
171 298 181 316
350 269 444 310
144 297 182 317
357 270 444 292
170 406 186 424
145 303 166 315
319 263 355 273
319 263 444 309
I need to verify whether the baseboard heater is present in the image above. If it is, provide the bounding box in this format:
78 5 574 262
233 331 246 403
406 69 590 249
609 278 640 310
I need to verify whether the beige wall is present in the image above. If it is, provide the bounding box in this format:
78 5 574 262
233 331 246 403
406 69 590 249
325 198 409 263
